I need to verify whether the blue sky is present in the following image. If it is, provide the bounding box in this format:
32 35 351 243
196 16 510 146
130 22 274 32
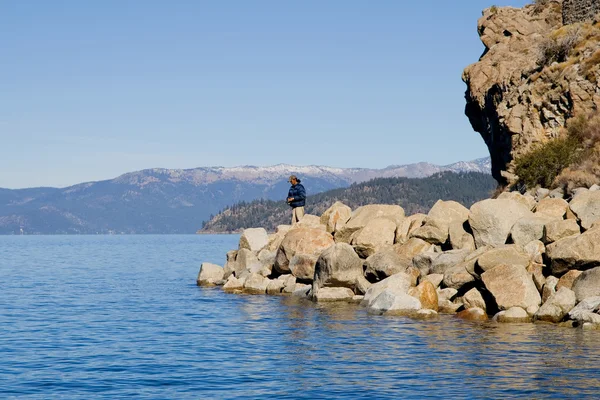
1 0 530 188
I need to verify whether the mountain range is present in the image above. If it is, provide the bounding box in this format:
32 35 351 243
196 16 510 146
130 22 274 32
0 157 491 234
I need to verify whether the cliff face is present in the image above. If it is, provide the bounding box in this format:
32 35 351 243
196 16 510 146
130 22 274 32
463 0 600 184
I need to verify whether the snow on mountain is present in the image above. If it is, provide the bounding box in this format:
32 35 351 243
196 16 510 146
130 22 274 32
113 157 491 187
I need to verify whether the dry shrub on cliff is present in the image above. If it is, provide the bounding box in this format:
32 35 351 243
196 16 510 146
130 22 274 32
514 136 583 188
537 26 581 66
516 112 600 190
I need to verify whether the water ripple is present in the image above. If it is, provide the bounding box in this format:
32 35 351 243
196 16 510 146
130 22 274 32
1 235 600 398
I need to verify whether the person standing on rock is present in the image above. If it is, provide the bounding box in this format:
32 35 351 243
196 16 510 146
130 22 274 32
287 175 306 224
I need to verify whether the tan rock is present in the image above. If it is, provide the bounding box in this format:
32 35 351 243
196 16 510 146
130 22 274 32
243 273 270 294
239 228 269 252
364 249 413 282
351 218 397 258
510 215 553 246
457 307 487 321
546 226 600 275
320 201 352 234
361 272 414 308
196 262 224 286
498 192 537 210
223 275 244 292
535 198 569 219
274 227 334 274
313 287 355 302
569 191 600 230
477 245 530 273
368 289 421 315
468 199 534 248
481 264 541 310
572 267 600 302
335 204 405 243
423 273 444 289
266 279 286 295
556 270 583 291
393 237 433 259
442 264 475 290
313 243 363 292
534 287 576 323
463 288 487 311
408 280 438 311
495 307 531 323
448 220 476 251
395 213 426 245
544 219 581 244
288 254 318 281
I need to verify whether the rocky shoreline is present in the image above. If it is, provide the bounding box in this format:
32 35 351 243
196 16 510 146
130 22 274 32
197 186 600 328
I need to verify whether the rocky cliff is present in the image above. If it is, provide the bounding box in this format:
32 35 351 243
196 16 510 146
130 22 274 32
463 0 600 184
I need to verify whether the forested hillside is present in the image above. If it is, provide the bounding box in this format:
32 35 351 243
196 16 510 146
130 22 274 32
200 171 496 232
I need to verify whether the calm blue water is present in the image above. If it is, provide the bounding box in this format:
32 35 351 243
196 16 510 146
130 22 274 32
1 235 599 399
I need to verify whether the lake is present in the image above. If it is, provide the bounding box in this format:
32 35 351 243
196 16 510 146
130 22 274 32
1 235 599 399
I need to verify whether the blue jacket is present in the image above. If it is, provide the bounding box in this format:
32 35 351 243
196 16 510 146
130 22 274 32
287 182 306 208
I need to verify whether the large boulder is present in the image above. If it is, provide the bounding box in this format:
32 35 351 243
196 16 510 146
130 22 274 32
410 217 448 245
408 280 438 311
293 214 326 231
288 254 318 281
367 289 422 315
274 228 334 274
495 307 531 323
534 287 576 323
243 273 270 294
264 225 292 252
497 192 536 210
266 279 286 295
481 264 541 310
320 201 352 234
313 243 363 292
509 215 553 246
364 249 413 282
196 262 224 286
430 249 471 275
235 248 261 277
569 191 600 230
463 288 486 311
351 218 397 258
535 198 569 219
567 296 600 324
223 250 238 279
361 272 415 308
335 205 405 243
468 199 533 248
413 200 470 246
442 264 475 290
395 213 427 245
572 267 600 302
544 219 580 244
476 245 530 273
239 228 269 253
393 238 433 259
448 220 476 251
313 287 355 302
223 275 244 292
546 227 600 275
412 251 439 278
457 307 488 321
556 270 583 291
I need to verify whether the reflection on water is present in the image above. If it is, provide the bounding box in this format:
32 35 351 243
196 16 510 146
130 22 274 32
1 235 599 399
